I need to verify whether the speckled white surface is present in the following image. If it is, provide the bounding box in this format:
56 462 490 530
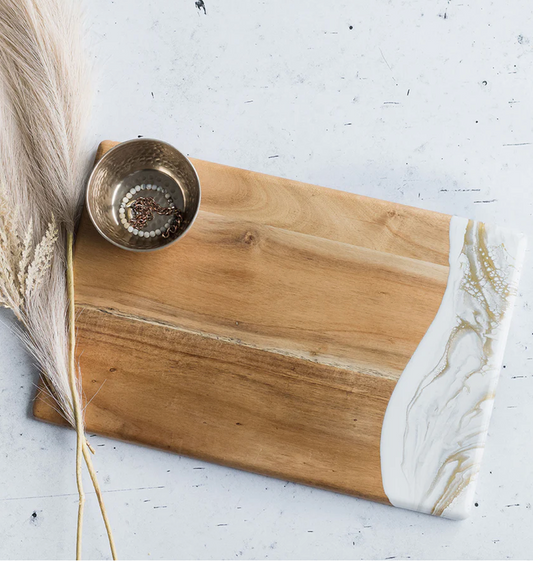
1 0 533 559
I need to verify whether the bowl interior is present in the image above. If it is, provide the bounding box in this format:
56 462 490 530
87 139 200 251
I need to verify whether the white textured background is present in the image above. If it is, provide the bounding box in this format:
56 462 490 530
1 0 533 559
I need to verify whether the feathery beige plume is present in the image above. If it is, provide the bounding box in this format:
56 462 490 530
0 0 116 558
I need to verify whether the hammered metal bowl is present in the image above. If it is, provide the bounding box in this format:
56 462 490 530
86 138 201 252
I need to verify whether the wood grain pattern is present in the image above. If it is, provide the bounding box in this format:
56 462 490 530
36 306 396 502
71 209 448 378
34 140 453 506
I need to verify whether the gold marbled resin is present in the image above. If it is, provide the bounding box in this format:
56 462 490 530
380 216 526 519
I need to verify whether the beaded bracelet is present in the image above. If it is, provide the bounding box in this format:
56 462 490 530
118 183 182 238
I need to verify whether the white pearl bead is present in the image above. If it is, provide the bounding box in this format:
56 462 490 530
155 229 161 236
122 197 128 203
150 231 156 237
129 187 136 194
133 229 138 235
157 186 162 192
128 226 134 233
165 193 171 199
121 217 127 224
119 208 125 215
135 185 141 192
164 222 170 228
144 231 150 238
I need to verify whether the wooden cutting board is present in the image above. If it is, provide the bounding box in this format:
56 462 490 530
34 140 525 519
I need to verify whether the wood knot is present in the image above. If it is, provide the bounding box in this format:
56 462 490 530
242 230 258 246
387 209 401 219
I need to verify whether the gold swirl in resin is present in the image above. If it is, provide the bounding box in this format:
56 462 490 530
380 217 526 519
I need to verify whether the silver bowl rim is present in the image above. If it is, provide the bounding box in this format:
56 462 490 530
86 137 201 253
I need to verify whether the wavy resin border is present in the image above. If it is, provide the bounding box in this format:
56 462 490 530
380 216 527 519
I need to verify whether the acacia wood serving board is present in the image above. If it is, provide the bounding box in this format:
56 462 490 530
34 140 525 518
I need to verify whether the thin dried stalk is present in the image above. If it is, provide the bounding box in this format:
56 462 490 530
82 442 118 559
67 231 86 559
